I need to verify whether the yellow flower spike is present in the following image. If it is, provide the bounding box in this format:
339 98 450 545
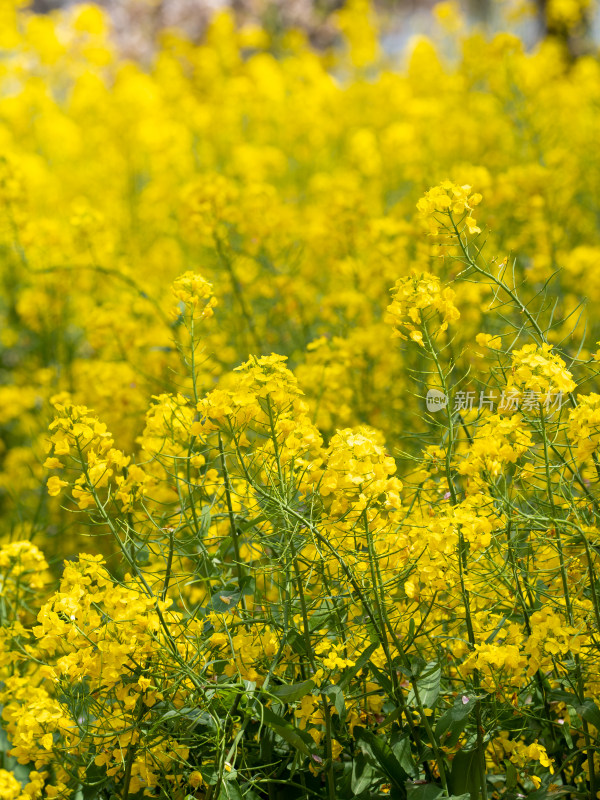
171 271 217 321
386 271 460 342
417 182 483 236
507 343 577 404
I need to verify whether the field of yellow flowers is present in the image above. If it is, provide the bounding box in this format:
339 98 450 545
2 0 600 798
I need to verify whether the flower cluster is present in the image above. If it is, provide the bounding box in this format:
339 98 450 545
386 271 460 345
507 343 577 402
567 392 600 463
417 181 482 235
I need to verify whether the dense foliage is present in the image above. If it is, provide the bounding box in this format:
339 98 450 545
1 1 600 799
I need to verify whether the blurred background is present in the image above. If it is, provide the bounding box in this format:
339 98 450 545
23 0 600 59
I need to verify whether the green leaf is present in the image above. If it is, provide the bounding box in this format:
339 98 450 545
504 759 517 791
199 505 212 536
450 749 481 800
413 786 474 799
484 616 508 644
132 543 150 565
237 514 267 532
215 536 233 560
209 577 254 612
323 684 345 717
220 778 242 800
561 720 573 749
270 679 315 704
308 606 337 631
210 587 242 612
407 785 443 800
401 656 426 679
577 699 600 730
549 689 579 705
368 660 394 694
81 761 112 800
355 727 408 798
435 695 476 747
381 707 402 728
352 750 377 795
239 575 255 595
200 766 219 786
391 736 417 777
260 707 314 755
407 662 441 710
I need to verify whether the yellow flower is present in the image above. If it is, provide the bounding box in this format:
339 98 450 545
47 476 68 497
476 332 502 350
331 739 344 759
189 771 205 789
0 769 22 800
